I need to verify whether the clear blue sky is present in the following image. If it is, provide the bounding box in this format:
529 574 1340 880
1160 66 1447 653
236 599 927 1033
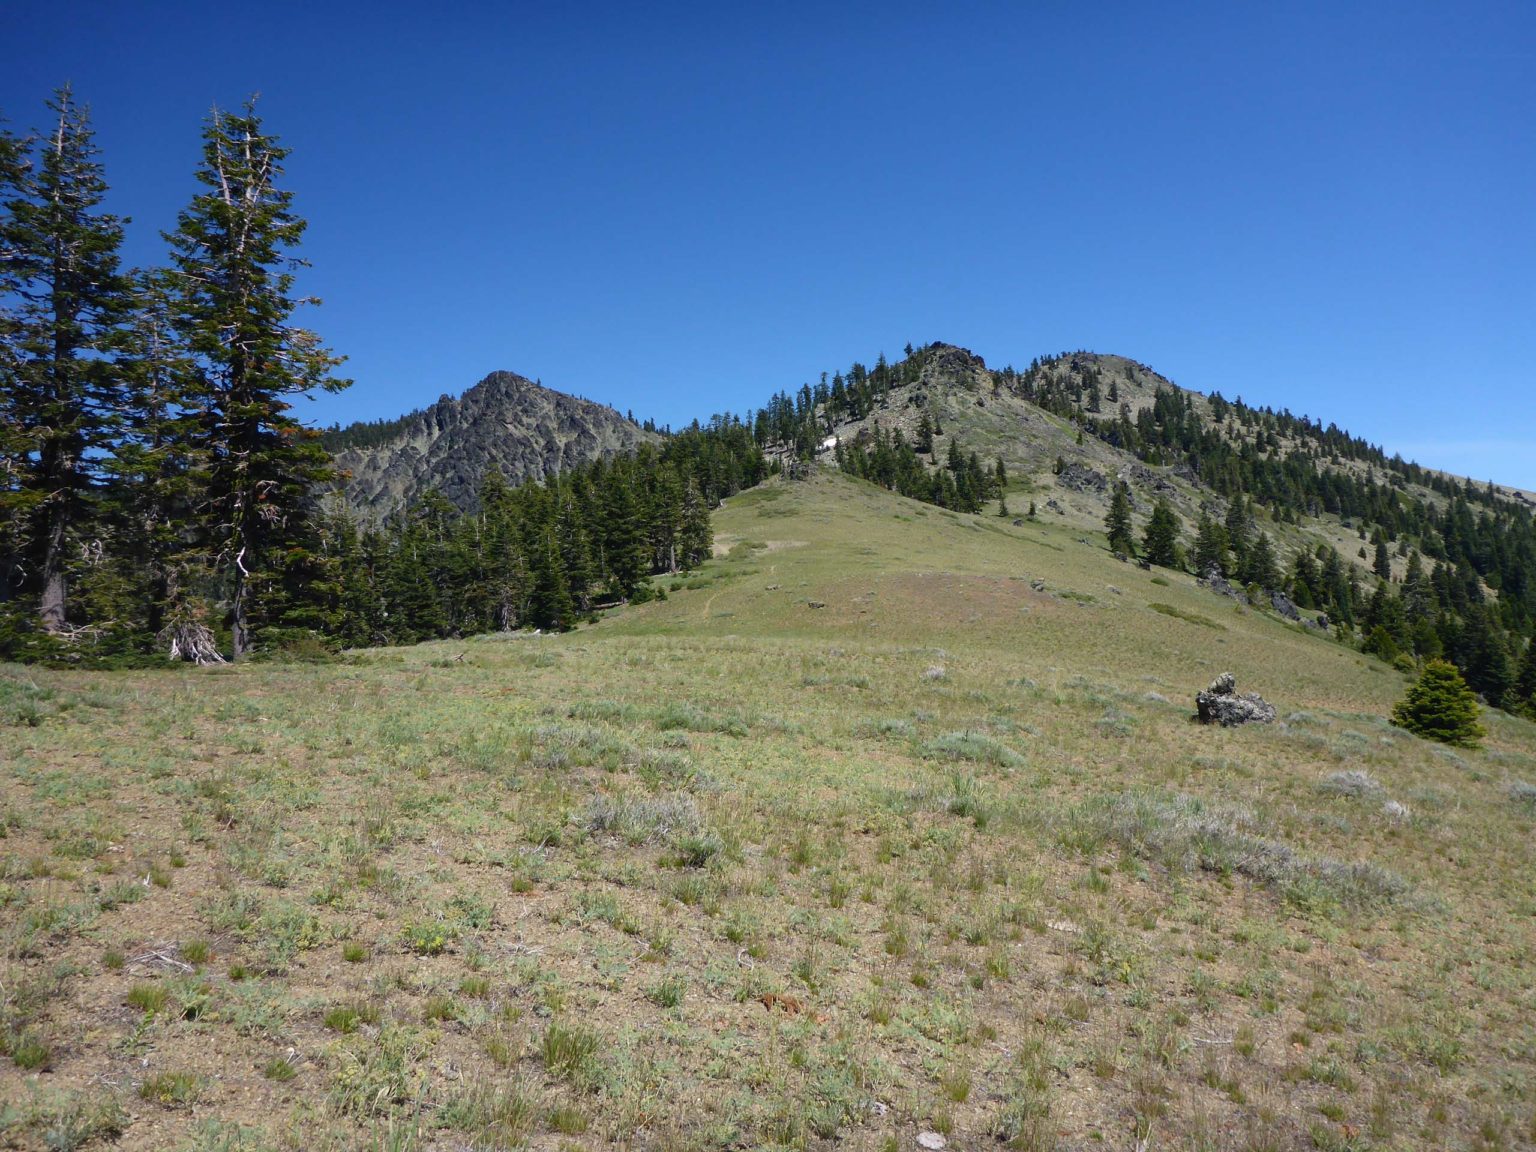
8 1 1534 487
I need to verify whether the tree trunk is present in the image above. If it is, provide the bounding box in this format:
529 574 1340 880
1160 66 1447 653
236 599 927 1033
38 481 69 632
230 563 249 658
39 562 66 631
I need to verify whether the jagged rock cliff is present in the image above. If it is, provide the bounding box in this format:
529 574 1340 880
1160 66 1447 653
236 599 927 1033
329 371 657 515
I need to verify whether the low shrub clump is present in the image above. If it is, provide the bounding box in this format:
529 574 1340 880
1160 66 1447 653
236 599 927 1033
1072 790 1410 909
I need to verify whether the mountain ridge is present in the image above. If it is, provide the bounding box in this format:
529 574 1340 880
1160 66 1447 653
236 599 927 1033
324 342 1533 515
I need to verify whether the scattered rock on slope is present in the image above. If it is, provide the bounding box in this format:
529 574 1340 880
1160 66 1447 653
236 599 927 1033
1055 462 1108 493
1198 566 1245 600
1195 673 1277 727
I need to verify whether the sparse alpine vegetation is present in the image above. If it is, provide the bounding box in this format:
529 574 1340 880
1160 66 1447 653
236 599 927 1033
3 472 1533 1150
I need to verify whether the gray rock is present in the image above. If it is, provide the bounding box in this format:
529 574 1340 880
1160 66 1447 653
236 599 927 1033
1196 672 1277 727
1056 462 1107 493
1270 590 1301 621
1198 566 1245 600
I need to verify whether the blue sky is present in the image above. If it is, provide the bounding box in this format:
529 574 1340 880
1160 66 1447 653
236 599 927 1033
8 1 1535 487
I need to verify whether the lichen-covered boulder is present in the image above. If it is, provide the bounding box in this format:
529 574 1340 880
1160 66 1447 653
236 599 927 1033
1195 672 1277 727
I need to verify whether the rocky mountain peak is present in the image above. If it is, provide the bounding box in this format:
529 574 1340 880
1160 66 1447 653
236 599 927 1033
917 342 991 390
329 371 657 515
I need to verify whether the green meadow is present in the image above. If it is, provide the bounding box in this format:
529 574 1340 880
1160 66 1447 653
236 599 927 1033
3 471 1535 1151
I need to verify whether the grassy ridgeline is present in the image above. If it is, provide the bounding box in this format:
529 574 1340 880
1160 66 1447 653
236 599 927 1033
3 470 1534 1151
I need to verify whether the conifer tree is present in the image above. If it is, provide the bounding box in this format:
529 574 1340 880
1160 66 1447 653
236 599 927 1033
1289 548 1321 608
105 269 197 641
1373 537 1392 581
1141 500 1181 568
381 508 446 642
1452 604 1515 705
914 410 933 454
946 436 963 473
1241 530 1280 589
1391 659 1484 747
162 100 349 656
600 467 648 597
677 478 713 569
1320 547 1354 626
555 494 594 611
1104 482 1135 556
475 470 529 631
1224 497 1251 574
1402 552 1434 620
0 88 131 630
0 117 29 608
1193 514 1228 577
529 528 574 631
1514 634 1536 716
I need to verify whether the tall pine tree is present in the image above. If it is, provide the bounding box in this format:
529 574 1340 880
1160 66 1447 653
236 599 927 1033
0 88 131 631
1514 633 1536 717
1104 482 1135 556
677 477 713 570
1141 500 1181 568
162 100 349 657
1192 513 1229 577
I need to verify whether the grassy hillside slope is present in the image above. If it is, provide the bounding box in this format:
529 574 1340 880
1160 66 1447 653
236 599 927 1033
3 470 1535 1152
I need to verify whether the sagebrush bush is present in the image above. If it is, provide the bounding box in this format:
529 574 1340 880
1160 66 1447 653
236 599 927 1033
1318 770 1382 798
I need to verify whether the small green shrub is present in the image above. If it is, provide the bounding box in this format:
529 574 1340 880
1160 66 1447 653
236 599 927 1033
423 995 458 1022
402 920 456 955
126 983 168 1015
7 1030 51 1070
325 1006 362 1033
180 939 210 965
542 1021 600 1083
139 1070 201 1107
440 1081 536 1144
647 976 686 1008
1391 660 1484 748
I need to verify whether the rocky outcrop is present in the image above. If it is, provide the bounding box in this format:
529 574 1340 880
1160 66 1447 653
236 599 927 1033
1116 461 1180 499
1270 590 1302 621
1199 566 1245 600
330 371 657 515
1195 673 1277 727
1056 463 1108 493
917 343 991 391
